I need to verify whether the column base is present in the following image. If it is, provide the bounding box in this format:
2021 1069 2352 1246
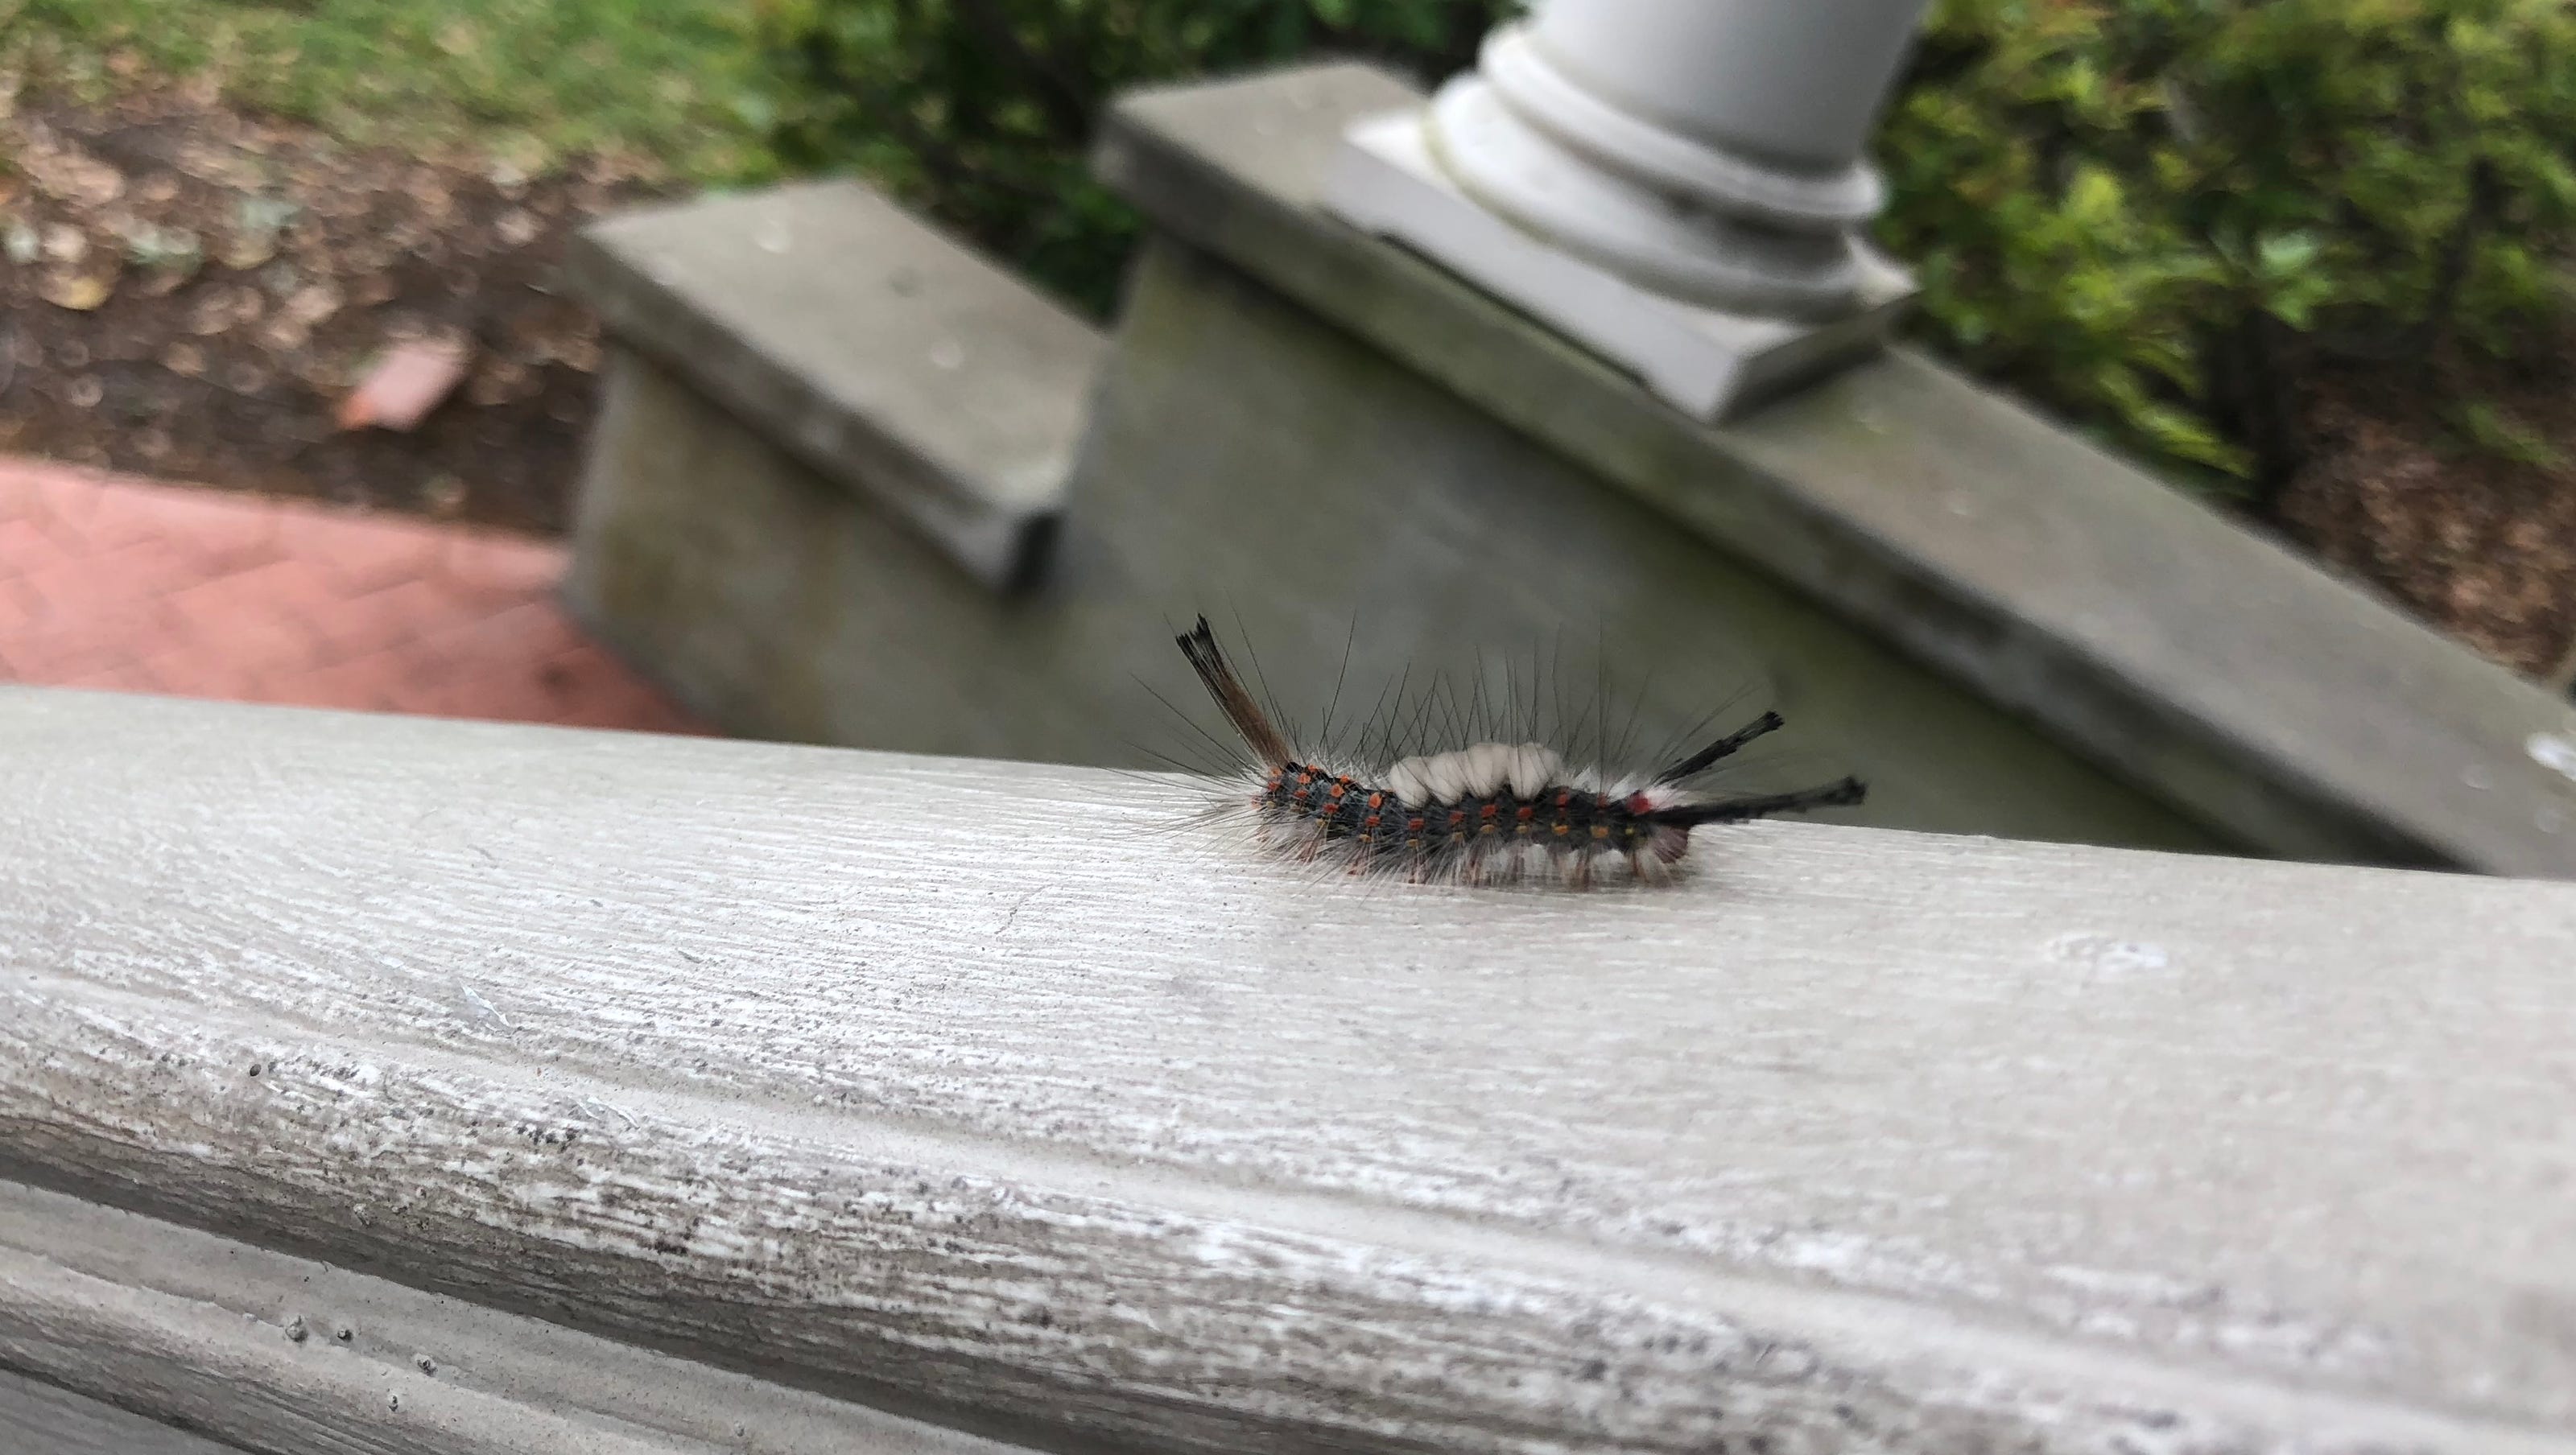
1320 105 1915 422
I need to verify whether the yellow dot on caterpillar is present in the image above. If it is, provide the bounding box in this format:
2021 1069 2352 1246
1591 826 1610 839
1479 824 1497 835
1551 823 1568 836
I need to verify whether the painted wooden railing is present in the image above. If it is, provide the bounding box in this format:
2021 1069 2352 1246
3 685 2573 1454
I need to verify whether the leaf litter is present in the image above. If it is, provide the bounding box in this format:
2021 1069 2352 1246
0 70 658 531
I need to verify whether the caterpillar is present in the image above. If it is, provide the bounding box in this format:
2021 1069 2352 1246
1174 616 1865 887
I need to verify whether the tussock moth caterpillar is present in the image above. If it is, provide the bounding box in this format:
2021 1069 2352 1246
1170 616 1864 888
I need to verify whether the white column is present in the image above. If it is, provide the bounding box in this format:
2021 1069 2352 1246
1321 0 1932 419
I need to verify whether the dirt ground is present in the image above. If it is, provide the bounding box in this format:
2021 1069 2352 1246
5 73 2574 685
1 74 655 536
2278 353 2576 682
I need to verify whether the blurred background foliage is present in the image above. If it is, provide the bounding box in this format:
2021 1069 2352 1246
752 0 1518 316
8 0 758 179
753 0 2576 499
12 0 2576 499
1878 0 2576 494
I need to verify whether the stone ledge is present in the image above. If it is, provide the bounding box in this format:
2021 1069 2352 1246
565 181 1106 592
1092 62 2576 877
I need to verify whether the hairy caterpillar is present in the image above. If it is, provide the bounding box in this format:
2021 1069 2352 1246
1174 616 1865 888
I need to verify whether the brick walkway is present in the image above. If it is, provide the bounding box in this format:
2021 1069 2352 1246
0 457 700 733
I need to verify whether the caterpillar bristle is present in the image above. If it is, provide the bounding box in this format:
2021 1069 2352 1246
1176 615 1293 769
1641 776 1869 831
1169 620 1867 889
1653 711 1783 784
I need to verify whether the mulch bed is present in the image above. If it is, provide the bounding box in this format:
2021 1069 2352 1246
1 73 657 536
5 72 2573 686
2278 353 2576 683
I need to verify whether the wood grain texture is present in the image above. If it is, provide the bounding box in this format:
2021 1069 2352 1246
3 687 2574 1453
0 1369 242 1455
0 1180 1026 1455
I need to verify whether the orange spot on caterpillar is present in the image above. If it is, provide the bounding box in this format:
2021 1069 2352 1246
1406 817 1426 833
1363 814 1381 830
1554 790 1571 807
1366 792 1385 810
1447 810 1467 826
1514 805 1534 821
1479 803 1498 820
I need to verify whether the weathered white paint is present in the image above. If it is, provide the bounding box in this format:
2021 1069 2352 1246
0 1369 238 1455
0 1181 1027 1454
1518 0 1930 174
1320 0 1928 414
4 686 2575 1453
1325 108 1913 419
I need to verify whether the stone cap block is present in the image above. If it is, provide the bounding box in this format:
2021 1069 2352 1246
568 181 1105 591
1092 63 2576 878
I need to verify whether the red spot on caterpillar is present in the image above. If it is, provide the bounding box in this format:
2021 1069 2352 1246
1174 617 1864 887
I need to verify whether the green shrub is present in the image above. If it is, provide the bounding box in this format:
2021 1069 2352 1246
1877 0 2576 492
751 0 1515 315
753 0 2576 494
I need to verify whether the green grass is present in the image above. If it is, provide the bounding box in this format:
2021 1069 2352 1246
6 0 763 181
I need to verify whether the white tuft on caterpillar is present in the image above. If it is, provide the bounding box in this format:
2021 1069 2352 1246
1170 616 1864 888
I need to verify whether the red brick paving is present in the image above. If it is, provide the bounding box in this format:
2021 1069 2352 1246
0 456 702 733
